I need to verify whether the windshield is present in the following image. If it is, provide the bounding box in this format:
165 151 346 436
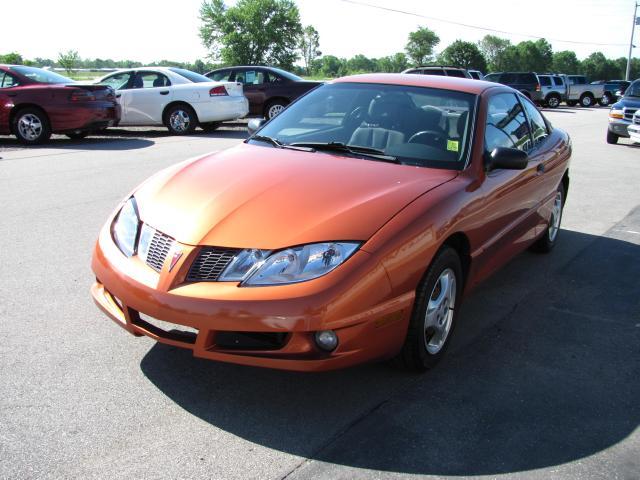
168 68 212 83
625 80 640 97
252 82 477 170
10 66 73 84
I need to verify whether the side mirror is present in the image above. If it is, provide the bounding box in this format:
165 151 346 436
247 118 267 136
485 147 528 171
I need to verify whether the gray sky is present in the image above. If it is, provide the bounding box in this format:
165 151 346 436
2 0 638 63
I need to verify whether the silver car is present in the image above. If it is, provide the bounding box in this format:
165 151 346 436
538 74 566 108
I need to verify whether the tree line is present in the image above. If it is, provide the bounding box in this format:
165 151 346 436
2 0 639 81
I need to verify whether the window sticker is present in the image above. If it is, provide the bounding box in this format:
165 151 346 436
447 140 459 152
245 71 256 83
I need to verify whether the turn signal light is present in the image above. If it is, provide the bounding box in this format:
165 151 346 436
209 86 228 96
609 110 624 120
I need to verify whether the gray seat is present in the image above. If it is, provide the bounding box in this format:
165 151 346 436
348 95 406 149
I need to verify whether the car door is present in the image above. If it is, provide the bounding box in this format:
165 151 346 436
539 75 552 98
0 71 21 134
471 92 543 283
122 71 173 125
100 71 134 124
234 68 270 116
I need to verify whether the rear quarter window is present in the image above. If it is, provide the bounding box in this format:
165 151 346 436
539 76 551 86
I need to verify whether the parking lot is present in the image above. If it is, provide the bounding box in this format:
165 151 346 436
1 107 639 479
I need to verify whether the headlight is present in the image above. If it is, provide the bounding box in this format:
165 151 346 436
219 242 360 286
111 198 140 257
609 109 624 120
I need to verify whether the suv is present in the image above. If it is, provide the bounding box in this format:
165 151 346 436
607 78 640 144
402 66 473 79
468 70 484 80
592 80 631 103
482 72 543 103
538 74 566 108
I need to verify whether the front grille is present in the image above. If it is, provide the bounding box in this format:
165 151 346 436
624 108 637 121
187 247 240 281
145 230 174 272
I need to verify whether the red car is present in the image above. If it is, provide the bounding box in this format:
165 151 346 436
0 65 120 144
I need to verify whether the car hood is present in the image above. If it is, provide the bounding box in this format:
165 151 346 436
135 143 457 249
613 97 640 109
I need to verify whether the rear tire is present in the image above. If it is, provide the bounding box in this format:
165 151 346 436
606 130 619 144
531 182 565 253
265 100 288 119
394 247 462 372
165 104 197 135
579 94 594 107
13 107 51 145
546 94 561 108
599 93 611 107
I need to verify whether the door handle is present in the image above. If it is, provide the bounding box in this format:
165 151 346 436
160 91 170 95
537 163 545 173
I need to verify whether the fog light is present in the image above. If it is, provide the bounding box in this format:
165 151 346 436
315 330 338 352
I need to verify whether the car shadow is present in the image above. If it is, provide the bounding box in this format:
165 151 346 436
139 226 640 476
0 136 155 151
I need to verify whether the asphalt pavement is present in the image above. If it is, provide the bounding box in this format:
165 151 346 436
1 108 638 480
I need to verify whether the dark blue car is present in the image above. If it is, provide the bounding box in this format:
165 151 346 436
607 79 640 144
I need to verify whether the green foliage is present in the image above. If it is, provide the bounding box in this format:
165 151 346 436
552 51 581 74
581 52 622 81
440 40 487 72
299 25 321 75
199 0 302 70
57 50 80 74
0 52 24 64
478 35 511 72
405 26 440 66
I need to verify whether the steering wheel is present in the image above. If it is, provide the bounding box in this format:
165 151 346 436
408 130 447 148
344 106 366 127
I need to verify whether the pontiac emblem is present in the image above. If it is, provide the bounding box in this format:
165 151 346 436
169 249 183 272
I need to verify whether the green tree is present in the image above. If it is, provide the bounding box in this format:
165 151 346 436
199 0 302 70
347 54 376 73
299 25 321 75
440 40 487 71
581 52 621 81
405 26 439 66
57 50 80 74
552 51 581 74
478 35 511 72
0 52 24 64
316 55 346 77
513 39 553 72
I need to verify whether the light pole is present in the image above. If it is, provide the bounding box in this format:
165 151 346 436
626 2 639 81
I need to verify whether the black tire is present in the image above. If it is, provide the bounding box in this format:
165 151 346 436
599 93 611 107
12 107 51 145
394 246 463 372
164 104 197 135
566 100 578 107
546 94 561 108
606 130 619 144
65 130 89 140
201 122 221 132
579 94 594 107
531 182 565 253
264 99 288 119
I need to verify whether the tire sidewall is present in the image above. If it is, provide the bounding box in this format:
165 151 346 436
407 247 463 370
580 95 593 107
165 104 197 135
13 108 51 145
266 100 287 119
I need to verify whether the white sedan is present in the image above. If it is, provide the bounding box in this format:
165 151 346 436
96 67 249 134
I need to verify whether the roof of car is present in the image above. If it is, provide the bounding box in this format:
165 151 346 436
332 73 497 95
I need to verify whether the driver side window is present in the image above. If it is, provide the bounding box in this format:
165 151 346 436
485 93 532 153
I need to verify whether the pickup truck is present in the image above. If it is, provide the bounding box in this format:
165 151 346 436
561 75 606 107
607 79 640 144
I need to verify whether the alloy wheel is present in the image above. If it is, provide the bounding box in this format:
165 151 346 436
169 110 191 132
18 113 43 141
268 104 285 119
549 190 563 242
424 268 456 354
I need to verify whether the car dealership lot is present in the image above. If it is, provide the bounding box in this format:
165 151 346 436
1 108 638 479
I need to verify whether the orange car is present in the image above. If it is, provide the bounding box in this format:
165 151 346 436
91 74 571 372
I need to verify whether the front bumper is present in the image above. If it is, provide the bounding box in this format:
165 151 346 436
627 124 640 142
608 118 631 137
91 224 413 371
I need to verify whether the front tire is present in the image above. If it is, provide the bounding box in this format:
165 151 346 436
607 130 619 144
13 108 51 145
165 104 197 135
394 247 462 371
531 183 565 253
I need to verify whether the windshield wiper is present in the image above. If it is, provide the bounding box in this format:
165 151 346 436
288 142 400 164
250 135 314 152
